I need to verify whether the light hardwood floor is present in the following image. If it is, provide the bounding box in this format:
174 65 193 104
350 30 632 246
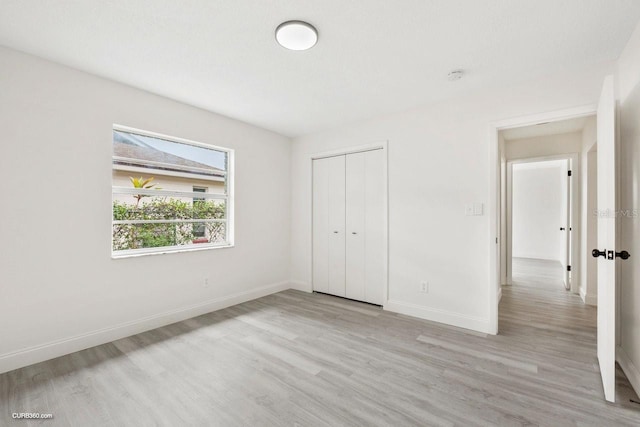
1 261 639 426
512 257 565 290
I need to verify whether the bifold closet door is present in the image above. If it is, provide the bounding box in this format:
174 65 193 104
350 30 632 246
345 149 385 305
312 155 346 297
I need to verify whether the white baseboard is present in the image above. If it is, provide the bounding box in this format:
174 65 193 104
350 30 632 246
579 286 597 305
384 300 491 334
617 346 640 397
289 280 312 292
0 281 291 374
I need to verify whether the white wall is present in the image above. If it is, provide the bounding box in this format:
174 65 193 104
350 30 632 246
504 132 582 160
616 20 640 396
290 60 615 333
580 116 598 305
511 162 565 262
0 47 292 373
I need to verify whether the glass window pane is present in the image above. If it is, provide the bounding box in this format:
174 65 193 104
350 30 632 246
112 221 226 251
113 196 226 221
113 130 227 194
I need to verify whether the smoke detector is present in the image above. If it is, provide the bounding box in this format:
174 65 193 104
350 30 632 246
447 70 464 81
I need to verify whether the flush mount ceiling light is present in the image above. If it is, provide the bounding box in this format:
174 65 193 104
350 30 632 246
275 20 318 51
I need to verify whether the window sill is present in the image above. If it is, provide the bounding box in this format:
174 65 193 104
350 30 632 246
111 243 234 259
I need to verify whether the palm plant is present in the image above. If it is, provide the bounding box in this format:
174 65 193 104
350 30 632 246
130 176 158 208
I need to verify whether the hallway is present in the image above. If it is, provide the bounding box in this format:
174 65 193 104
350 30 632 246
501 257 640 419
512 257 566 291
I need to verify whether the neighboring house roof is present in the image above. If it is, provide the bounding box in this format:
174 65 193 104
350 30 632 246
113 131 225 179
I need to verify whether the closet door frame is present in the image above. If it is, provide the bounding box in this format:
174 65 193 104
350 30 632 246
310 141 389 306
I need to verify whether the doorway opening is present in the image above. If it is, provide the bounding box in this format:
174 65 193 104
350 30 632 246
509 158 573 292
496 114 599 314
498 115 597 301
489 106 598 337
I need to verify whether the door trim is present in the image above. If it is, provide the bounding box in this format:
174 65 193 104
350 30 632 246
311 142 386 160
310 141 389 306
488 104 597 334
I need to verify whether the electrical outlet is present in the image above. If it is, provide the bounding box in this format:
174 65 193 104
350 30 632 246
203 277 210 288
420 281 429 293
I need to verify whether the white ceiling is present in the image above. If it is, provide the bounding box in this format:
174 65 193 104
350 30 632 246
502 116 592 140
0 1 639 137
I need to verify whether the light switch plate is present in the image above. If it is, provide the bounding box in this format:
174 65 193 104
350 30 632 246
473 203 484 216
464 204 474 216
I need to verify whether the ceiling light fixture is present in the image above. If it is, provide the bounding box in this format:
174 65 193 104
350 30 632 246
275 20 318 51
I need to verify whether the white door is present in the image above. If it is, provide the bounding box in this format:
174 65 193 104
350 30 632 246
345 152 366 301
595 75 617 402
561 159 571 290
312 155 346 297
345 149 385 305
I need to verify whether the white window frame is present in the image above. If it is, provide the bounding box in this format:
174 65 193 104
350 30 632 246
192 186 208 238
111 124 234 258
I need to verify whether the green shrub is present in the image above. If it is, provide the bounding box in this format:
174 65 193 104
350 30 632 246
112 197 226 251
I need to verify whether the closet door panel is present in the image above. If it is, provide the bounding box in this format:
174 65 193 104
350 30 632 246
312 158 330 293
327 155 346 297
364 149 386 305
346 152 366 301
315 149 384 305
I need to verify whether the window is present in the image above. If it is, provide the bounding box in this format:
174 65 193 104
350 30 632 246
112 125 233 257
